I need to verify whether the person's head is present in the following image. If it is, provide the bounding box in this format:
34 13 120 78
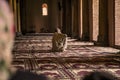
0 0 14 80
82 71 118 80
55 27 61 33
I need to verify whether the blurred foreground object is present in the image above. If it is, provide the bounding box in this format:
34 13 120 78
0 0 14 80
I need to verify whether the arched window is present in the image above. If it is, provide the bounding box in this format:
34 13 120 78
42 3 48 16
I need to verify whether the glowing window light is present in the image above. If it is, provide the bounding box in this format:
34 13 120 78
42 3 48 16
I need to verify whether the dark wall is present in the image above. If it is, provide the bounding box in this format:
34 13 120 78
62 0 72 36
20 0 59 33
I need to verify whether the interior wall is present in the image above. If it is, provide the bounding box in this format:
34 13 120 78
20 0 59 33
48 0 59 32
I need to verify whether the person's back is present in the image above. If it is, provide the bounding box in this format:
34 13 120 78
9 70 48 80
52 28 67 52
82 71 118 80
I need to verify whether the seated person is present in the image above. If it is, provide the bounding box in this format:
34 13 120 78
82 70 118 80
0 1 49 80
52 28 67 52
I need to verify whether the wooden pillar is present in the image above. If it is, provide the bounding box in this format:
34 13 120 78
58 0 63 30
62 0 72 36
108 0 115 46
8 0 21 34
8 0 13 9
79 0 83 39
115 0 120 46
92 0 99 41
71 0 79 38
12 0 18 32
77 0 81 39
81 0 90 41
16 0 22 36
89 0 93 41
20 0 27 35
96 0 109 46
16 0 21 33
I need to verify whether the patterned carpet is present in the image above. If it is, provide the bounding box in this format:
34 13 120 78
12 34 120 80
